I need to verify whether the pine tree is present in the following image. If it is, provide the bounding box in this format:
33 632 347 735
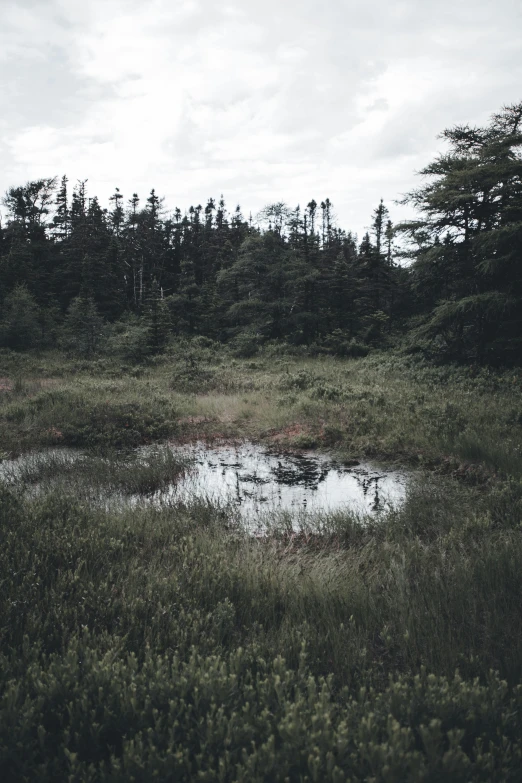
2 178 57 236
145 279 171 353
53 175 70 240
399 102 522 362
60 296 104 356
109 188 124 237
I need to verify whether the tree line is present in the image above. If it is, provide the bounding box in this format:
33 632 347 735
1 102 521 364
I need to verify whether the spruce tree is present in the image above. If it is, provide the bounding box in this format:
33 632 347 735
53 175 70 240
60 296 104 356
399 102 522 362
145 279 171 353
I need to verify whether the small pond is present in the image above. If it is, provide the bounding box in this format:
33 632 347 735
155 441 410 523
0 441 411 529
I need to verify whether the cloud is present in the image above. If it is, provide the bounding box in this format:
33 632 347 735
1 0 521 238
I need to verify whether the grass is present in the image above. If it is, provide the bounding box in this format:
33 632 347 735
1 344 521 476
0 446 189 498
1 342 522 780
1 478 522 780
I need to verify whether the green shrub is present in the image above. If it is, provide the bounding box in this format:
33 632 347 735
231 329 262 358
319 330 370 357
279 369 320 391
1 638 521 782
105 316 151 363
60 297 105 357
1 387 178 449
169 360 217 394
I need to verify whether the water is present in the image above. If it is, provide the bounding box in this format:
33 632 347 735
154 441 409 523
0 442 410 528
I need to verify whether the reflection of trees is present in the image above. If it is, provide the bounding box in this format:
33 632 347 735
270 456 329 489
358 473 384 510
197 444 394 512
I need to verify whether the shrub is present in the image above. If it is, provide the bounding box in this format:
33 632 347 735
279 369 319 391
1 638 521 782
60 297 105 357
105 316 150 363
319 330 370 357
231 329 262 358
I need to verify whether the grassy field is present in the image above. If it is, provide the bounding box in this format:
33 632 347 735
1 342 522 781
1 341 522 474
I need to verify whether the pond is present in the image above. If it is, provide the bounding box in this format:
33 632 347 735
0 441 411 529
154 441 410 524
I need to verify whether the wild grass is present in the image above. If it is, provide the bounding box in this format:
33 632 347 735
1 474 522 780
1 343 522 779
2 344 521 478
0 446 189 498
0 473 520 675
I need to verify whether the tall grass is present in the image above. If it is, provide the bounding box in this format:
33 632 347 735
2 345 522 778
2 346 521 477
0 446 189 498
2 472 522 779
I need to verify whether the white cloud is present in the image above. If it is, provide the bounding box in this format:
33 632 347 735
1 0 521 238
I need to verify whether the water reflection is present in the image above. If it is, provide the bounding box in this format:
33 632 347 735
0 441 411 527
161 441 408 519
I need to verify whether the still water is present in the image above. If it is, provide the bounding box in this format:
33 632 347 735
157 441 409 522
0 441 410 527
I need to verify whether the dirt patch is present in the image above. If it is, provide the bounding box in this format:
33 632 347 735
268 424 310 443
177 416 213 425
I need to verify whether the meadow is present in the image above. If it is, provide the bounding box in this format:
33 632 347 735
1 341 522 781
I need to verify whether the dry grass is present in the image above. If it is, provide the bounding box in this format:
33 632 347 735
1 345 521 478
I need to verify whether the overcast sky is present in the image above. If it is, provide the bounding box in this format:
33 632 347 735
1 0 521 239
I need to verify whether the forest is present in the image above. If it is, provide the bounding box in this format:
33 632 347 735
1 102 521 365
1 103 522 782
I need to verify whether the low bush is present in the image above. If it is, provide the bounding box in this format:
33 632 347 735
105 317 151 363
2 640 521 782
318 330 370 358
0 379 181 452
2 477 522 779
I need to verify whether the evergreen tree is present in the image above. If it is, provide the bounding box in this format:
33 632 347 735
2 178 56 236
145 279 171 353
109 188 125 237
0 284 41 350
399 102 522 362
53 175 70 240
60 296 105 356
1 180 57 303
0 102 519 366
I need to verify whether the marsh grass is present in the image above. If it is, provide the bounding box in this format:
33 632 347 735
4 346 521 479
1 473 521 683
448 428 522 476
1 474 522 780
1 446 190 498
2 345 522 779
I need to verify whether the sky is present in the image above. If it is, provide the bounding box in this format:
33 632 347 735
1 0 521 239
